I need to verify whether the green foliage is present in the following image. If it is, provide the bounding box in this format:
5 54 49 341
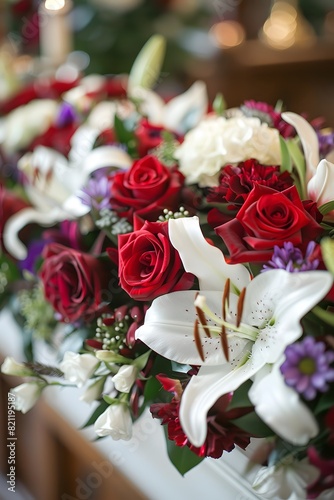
17 284 58 341
163 427 203 476
231 411 274 438
81 400 109 429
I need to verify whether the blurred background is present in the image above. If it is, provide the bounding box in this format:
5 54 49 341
1 0 334 121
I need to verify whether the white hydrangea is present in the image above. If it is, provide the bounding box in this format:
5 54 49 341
174 115 281 187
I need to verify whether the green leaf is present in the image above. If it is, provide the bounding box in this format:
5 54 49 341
128 34 166 91
286 138 307 198
163 427 203 476
231 411 274 438
319 201 334 216
80 400 109 429
312 305 334 326
213 93 226 116
113 114 137 156
103 395 121 405
314 386 334 415
227 380 253 410
133 350 151 370
279 136 292 173
321 238 334 275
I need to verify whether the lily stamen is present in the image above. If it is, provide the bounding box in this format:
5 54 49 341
195 292 211 338
194 293 258 342
236 287 246 328
193 319 205 362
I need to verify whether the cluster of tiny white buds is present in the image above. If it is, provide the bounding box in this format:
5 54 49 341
158 206 190 222
95 314 131 351
110 219 133 235
96 209 120 228
96 209 132 235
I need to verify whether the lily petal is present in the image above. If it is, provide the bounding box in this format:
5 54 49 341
179 354 254 447
135 290 248 366
82 146 132 177
307 159 334 219
168 217 250 292
281 111 319 181
163 81 208 134
3 207 67 259
249 363 319 445
243 270 333 365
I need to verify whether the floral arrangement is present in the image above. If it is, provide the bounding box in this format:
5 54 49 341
1 36 334 500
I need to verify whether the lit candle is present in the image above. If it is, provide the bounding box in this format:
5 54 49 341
39 0 73 66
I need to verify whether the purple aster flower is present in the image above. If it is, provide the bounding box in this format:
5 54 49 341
262 241 319 273
55 102 77 128
317 128 334 158
79 176 112 211
280 337 334 400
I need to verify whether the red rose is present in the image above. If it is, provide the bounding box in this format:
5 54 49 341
39 243 112 323
0 185 30 254
216 185 324 264
135 119 181 157
109 155 184 222
118 220 193 301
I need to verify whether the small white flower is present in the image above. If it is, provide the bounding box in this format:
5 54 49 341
94 404 132 440
1 357 33 377
112 365 138 393
174 115 281 187
59 352 99 387
11 382 45 414
80 376 106 404
252 458 319 499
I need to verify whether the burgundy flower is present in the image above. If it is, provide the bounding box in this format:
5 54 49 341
216 185 324 264
307 447 334 499
118 220 193 301
207 159 293 211
0 77 78 115
109 155 184 222
39 243 112 323
241 100 295 138
28 122 78 157
151 376 253 459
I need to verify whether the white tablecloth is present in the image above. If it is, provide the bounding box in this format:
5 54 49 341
0 307 261 500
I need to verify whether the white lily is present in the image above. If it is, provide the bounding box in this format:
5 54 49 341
3 143 132 260
307 159 334 219
282 113 334 217
136 217 333 447
249 362 319 445
0 99 58 154
252 457 319 499
129 81 208 135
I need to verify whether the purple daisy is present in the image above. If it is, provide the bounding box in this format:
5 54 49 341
280 337 334 400
262 241 319 273
80 176 112 211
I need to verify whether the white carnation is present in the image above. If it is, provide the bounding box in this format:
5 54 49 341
174 115 281 187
